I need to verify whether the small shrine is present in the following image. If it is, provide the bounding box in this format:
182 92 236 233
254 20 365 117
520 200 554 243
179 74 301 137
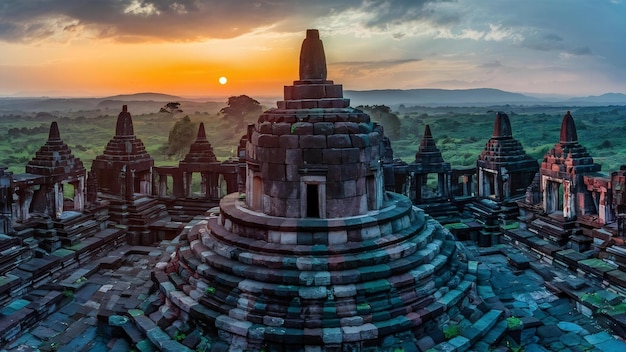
12 122 86 222
91 105 153 200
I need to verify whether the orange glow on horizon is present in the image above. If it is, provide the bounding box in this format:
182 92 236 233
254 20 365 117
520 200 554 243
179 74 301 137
2 34 302 99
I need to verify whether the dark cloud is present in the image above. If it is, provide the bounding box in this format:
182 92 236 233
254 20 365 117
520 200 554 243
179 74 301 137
360 0 458 29
519 31 591 56
332 58 421 75
0 0 451 43
479 60 503 68
564 46 592 56
520 32 563 51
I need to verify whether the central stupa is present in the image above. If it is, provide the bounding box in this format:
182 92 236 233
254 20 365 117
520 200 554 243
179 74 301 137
154 29 479 351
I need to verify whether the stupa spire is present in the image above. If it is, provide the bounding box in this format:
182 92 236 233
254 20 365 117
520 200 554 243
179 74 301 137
115 105 134 136
48 121 61 141
493 112 512 138
299 29 327 80
423 124 433 138
559 111 578 144
196 122 207 142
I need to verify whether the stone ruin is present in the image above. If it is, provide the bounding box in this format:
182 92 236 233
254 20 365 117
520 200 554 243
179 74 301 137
150 28 489 351
1 28 626 351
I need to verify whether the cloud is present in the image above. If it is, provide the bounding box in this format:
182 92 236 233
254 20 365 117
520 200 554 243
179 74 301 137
0 0 455 43
479 60 503 68
520 30 591 56
331 58 421 75
358 0 459 30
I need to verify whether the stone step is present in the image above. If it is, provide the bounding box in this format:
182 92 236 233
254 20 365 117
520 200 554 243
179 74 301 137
207 211 429 257
437 278 473 309
479 319 507 346
461 309 503 344
197 221 439 272
185 232 451 287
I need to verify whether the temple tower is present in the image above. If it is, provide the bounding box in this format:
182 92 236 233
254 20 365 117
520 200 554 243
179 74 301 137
540 111 601 220
91 105 154 201
21 122 86 220
409 125 451 203
470 112 538 246
91 106 166 245
477 112 538 201
153 30 483 351
246 29 384 218
179 122 222 199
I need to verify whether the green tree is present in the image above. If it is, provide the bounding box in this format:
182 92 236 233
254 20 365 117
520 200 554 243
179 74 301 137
359 105 402 139
166 115 197 158
160 102 183 118
220 95 262 129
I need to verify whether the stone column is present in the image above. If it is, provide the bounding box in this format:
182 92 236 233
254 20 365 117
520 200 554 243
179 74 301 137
159 174 168 198
185 172 193 198
73 177 85 212
140 170 151 195
16 187 34 222
563 180 574 219
54 183 63 219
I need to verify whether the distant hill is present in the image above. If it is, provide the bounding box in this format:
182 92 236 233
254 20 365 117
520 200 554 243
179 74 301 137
0 92 215 114
344 88 542 107
102 92 183 102
567 93 626 105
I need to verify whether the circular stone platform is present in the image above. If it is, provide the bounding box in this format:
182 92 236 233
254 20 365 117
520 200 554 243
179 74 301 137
153 192 475 350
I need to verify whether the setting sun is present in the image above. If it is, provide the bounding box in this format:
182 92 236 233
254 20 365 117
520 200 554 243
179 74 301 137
219 76 227 85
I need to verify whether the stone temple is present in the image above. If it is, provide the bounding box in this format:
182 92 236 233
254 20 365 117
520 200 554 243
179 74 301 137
4 29 626 352
152 29 485 350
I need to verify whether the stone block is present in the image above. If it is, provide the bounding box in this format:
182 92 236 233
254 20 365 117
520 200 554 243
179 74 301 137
284 86 294 100
342 148 360 163
341 326 362 342
279 135 299 149
268 181 298 198
334 122 359 134
327 134 352 148
299 287 327 299
257 134 279 148
286 100 302 109
332 98 350 108
263 315 285 327
328 230 347 245
272 123 291 135
325 84 343 98
302 100 319 109
280 232 298 245
350 134 370 148
291 122 313 135
333 284 356 298
340 164 358 180
319 99 339 109
258 122 273 134
321 149 342 165
448 335 471 350
293 84 326 99
303 149 323 164
285 148 303 164
322 327 342 344
314 122 334 135
300 135 327 149
360 225 381 240
265 164 286 181
216 315 252 337
286 164 300 181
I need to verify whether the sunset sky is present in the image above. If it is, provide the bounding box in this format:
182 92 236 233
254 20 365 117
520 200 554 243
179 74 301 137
1 0 625 99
